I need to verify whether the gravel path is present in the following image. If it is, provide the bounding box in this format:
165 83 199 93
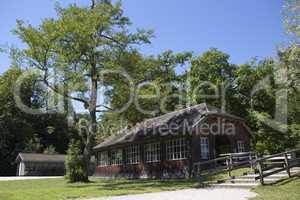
84 188 257 200
0 176 63 181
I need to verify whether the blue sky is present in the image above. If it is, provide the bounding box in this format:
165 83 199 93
0 0 287 75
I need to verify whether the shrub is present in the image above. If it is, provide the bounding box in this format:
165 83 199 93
65 140 87 183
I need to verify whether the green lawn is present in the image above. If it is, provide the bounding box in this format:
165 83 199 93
0 178 199 200
251 174 300 200
0 168 253 200
201 167 252 184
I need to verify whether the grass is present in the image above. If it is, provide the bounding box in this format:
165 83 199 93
251 174 300 200
201 167 252 184
0 178 199 200
0 168 252 200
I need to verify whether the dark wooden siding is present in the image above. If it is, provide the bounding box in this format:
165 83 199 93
95 136 191 179
94 159 190 179
23 162 65 176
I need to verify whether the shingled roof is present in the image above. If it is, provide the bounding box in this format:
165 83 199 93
16 153 65 163
93 103 245 150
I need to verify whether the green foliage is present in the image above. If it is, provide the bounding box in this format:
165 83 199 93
23 136 44 153
14 1 153 102
278 44 300 94
283 0 300 44
0 67 73 175
96 112 128 143
106 50 191 125
188 47 300 154
0 67 36 175
65 140 87 183
13 0 153 181
250 112 297 154
189 48 237 110
43 145 57 155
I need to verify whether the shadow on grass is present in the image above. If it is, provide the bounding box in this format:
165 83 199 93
100 179 197 189
66 179 199 190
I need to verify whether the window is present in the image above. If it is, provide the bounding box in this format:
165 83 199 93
200 137 209 159
145 143 161 163
237 141 245 153
98 151 109 166
126 145 140 164
111 149 123 165
166 138 188 160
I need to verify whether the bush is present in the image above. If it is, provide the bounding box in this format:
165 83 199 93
65 140 87 183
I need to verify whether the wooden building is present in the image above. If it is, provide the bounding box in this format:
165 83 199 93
16 153 66 176
93 103 252 179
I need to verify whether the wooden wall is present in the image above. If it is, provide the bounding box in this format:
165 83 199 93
94 160 190 179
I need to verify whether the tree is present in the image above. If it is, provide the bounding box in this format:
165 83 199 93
235 55 300 153
23 135 44 153
14 0 152 182
282 0 300 149
0 66 73 175
283 0 300 44
188 47 299 153
96 112 128 144
106 50 191 124
0 67 36 175
95 50 191 144
189 48 237 112
43 145 58 154
250 111 299 154
278 45 300 149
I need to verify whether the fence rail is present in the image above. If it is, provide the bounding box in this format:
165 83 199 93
193 152 257 178
254 148 300 184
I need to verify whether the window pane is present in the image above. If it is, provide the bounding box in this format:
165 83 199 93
200 137 209 159
166 138 188 161
237 141 245 152
111 149 123 165
145 143 161 163
99 151 109 166
126 145 140 164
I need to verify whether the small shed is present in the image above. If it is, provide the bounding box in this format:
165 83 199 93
16 153 66 176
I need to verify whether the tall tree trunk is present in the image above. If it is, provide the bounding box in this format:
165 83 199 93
82 64 98 182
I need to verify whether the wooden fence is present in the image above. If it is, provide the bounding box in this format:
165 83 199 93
193 152 257 178
193 149 300 185
254 148 300 184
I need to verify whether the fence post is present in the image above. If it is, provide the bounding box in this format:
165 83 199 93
284 153 291 178
195 164 203 183
226 155 233 177
249 153 254 169
257 161 264 185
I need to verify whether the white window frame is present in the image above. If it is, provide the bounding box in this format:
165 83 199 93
237 141 245 153
145 143 161 163
111 149 123 165
166 138 188 160
200 137 209 159
98 151 109 166
126 145 140 164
